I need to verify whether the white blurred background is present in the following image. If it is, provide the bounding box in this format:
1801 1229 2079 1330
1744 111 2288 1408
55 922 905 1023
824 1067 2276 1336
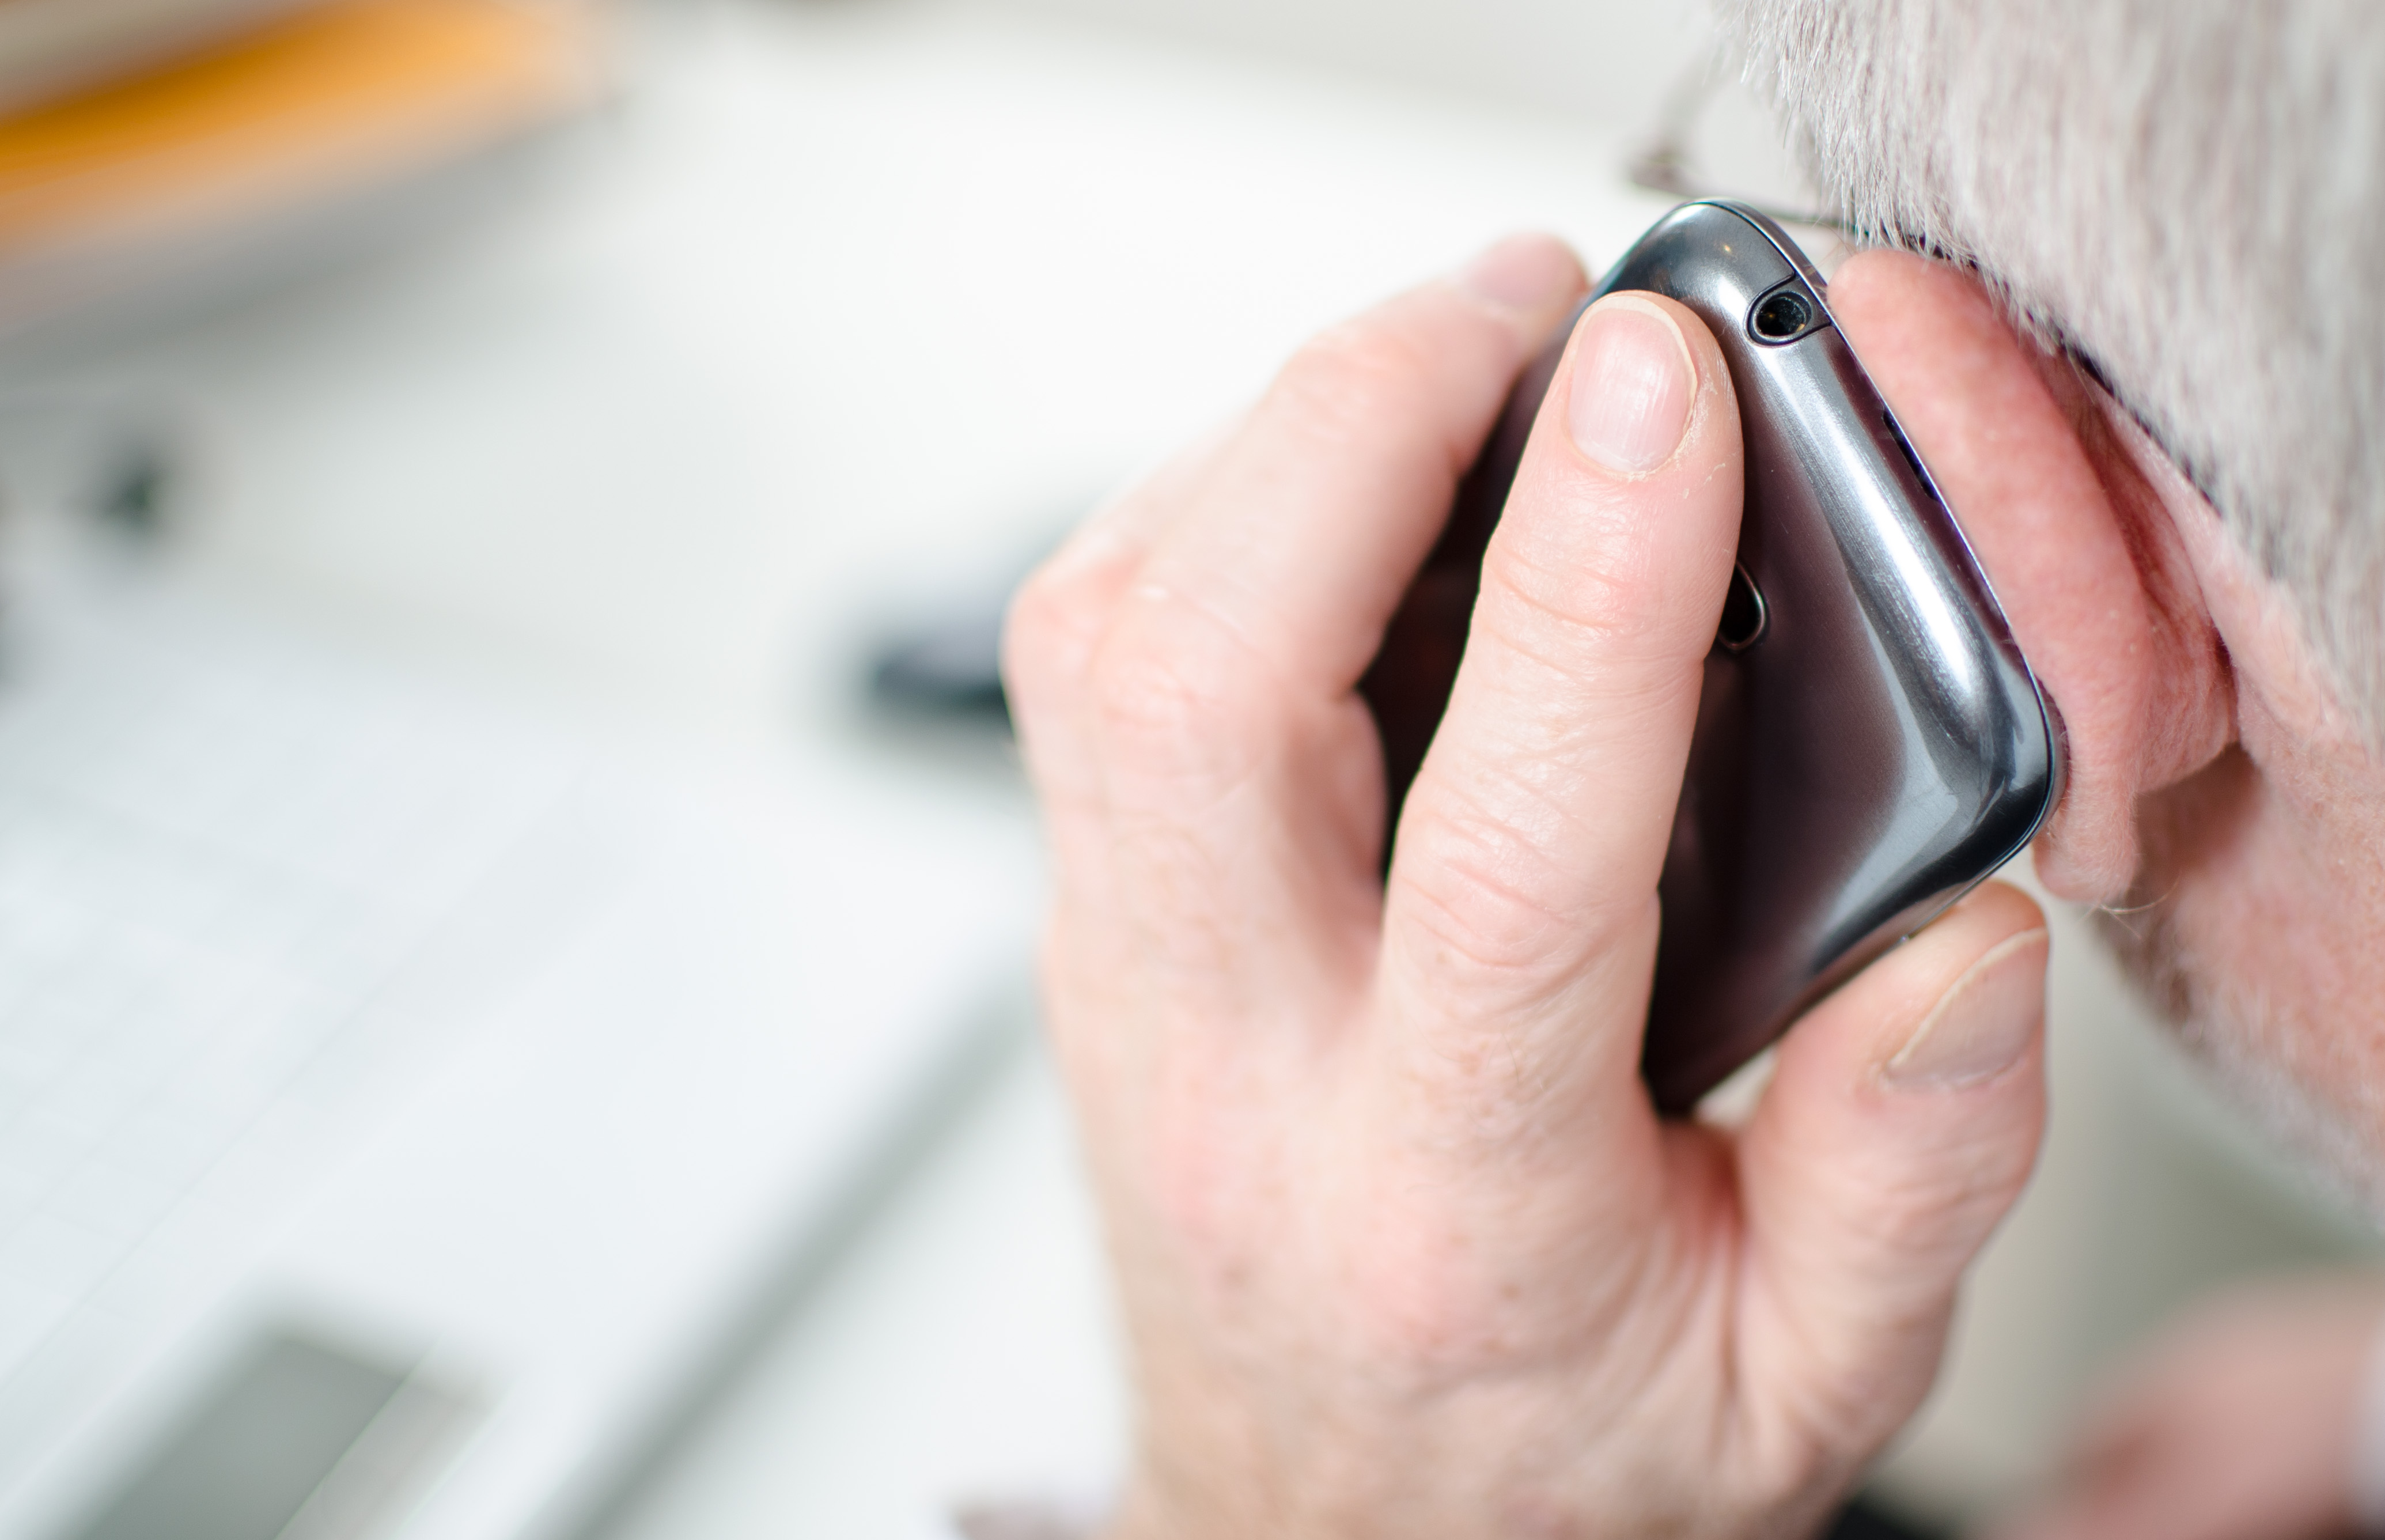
0 1 2374 1537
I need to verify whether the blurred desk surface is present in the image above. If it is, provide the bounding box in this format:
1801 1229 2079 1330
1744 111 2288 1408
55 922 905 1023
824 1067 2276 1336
604 1026 1123 1540
25 1 2379 1534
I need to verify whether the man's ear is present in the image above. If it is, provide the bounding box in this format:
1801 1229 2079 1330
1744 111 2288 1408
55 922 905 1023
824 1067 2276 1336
1827 250 2232 903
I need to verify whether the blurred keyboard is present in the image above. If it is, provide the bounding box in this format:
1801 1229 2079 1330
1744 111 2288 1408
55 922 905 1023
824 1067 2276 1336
0 560 590 1471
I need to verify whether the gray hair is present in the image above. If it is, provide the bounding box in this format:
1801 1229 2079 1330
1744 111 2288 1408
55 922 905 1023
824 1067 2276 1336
1716 0 2385 735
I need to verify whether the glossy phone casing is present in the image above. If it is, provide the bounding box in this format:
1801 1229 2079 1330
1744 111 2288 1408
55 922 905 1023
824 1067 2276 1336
1360 202 2062 1114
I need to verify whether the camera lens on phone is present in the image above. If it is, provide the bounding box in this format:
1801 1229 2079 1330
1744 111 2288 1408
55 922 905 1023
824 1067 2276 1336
1750 287 1816 343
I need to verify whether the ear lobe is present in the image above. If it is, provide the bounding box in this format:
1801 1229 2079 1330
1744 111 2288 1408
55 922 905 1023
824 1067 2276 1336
1827 251 2224 903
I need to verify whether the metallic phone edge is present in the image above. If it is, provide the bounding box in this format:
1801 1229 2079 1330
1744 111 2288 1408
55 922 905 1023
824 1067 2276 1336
1633 202 2071 1110
1699 196 2072 869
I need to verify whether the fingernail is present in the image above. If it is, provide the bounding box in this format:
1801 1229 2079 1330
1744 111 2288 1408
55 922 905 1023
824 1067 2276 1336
1883 929 2049 1089
1566 296 1695 475
1454 233 1579 314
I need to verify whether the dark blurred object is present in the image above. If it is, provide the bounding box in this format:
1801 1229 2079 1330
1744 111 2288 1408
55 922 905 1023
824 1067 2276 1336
869 604 1012 730
1824 1496 1944 1540
0 0 606 355
94 436 172 539
864 529 1077 736
62 1326 474 1540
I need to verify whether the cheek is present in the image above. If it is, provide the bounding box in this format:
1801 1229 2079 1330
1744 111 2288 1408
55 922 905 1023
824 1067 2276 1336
2118 747 2385 1145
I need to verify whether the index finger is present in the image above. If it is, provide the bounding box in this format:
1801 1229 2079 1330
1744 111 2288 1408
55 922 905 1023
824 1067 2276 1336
1380 292 1744 1122
1013 238 1592 1023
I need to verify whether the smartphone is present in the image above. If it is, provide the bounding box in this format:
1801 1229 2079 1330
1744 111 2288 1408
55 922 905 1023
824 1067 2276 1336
1360 201 2064 1114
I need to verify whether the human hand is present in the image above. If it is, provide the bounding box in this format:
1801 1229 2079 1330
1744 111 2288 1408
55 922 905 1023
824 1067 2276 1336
1003 234 2053 1539
1983 1276 2385 1540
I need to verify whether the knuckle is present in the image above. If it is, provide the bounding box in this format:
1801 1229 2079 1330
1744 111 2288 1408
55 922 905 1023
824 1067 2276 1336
1088 624 1224 745
1897 1129 2039 1239
1265 319 1441 455
1790 1125 2040 1341
1000 611 1072 729
1479 508 1670 661
1394 872 1583 1042
1400 843 1568 984
1004 556 1111 702
1396 778 1631 989
1085 600 1265 777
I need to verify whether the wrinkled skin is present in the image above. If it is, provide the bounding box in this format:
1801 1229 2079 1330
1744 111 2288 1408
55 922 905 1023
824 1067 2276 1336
1000 237 2385 1539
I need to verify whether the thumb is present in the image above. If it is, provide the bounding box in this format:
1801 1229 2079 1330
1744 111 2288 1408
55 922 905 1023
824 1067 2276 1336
1731 881 2050 1444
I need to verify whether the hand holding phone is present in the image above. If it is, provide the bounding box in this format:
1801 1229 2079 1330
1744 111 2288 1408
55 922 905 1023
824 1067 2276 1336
1007 229 2057 1539
1363 202 2063 1112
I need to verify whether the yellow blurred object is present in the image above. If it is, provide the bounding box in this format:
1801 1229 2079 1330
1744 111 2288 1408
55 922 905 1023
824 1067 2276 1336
0 0 602 265
0 2 326 119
